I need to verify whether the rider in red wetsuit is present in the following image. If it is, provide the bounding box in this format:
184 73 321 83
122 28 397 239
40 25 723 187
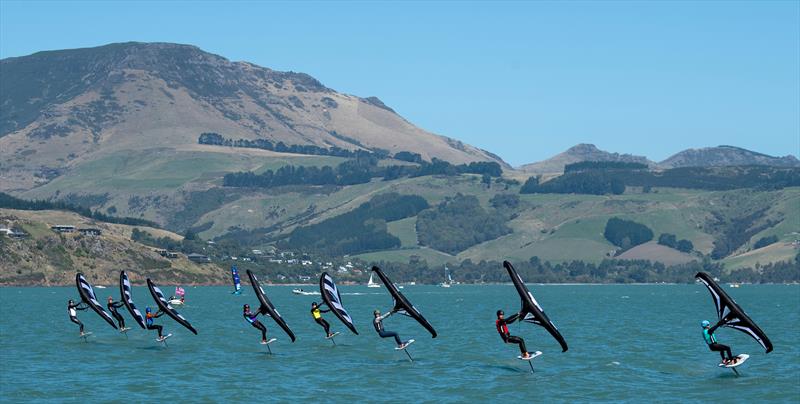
496 309 531 359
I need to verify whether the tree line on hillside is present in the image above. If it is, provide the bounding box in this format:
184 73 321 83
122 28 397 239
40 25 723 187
280 193 429 256
416 194 512 255
564 161 649 173
370 254 799 284
223 158 502 189
199 132 382 159
0 192 158 228
521 165 800 195
657 233 694 253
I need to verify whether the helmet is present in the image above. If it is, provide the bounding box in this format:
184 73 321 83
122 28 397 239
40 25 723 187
373 309 380 316
311 302 317 307
146 307 152 313
68 299 74 304
496 310 504 317
243 304 250 310
701 320 710 327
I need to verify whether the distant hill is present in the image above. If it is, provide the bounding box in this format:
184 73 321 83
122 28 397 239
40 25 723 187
519 144 653 174
0 42 505 191
659 145 800 169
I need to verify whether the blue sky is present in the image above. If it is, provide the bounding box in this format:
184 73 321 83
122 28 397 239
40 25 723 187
1 1 798 165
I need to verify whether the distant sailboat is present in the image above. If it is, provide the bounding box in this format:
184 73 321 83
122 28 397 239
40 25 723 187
440 266 453 288
367 273 381 288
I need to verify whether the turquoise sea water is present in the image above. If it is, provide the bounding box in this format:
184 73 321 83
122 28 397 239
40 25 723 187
1 284 798 402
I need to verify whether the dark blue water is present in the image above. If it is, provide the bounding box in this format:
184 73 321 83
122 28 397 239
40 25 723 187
1 285 798 402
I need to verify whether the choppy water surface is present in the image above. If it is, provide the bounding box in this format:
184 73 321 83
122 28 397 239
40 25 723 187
1 284 798 402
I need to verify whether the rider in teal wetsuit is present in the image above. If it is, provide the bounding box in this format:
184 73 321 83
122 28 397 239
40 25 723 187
702 320 735 365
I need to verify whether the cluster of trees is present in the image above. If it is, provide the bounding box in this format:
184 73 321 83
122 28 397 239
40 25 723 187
416 194 511 255
520 165 800 195
131 228 182 251
564 161 648 173
753 235 779 249
707 207 778 260
369 254 799 285
603 218 654 250
224 158 503 189
199 132 379 159
0 192 158 228
281 193 429 256
520 172 626 195
657 233 694 253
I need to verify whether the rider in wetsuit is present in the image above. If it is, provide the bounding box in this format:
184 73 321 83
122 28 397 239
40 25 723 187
702 320 736 365
496 310 531 359
145 307 165 339
373 309 406 348
311 302 334 338
68 299 88 335
243 304 268 343
107 296 126 329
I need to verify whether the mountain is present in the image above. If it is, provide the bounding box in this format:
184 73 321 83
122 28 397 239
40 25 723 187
0 42 504 191
659 146 800 169
518 144 653 174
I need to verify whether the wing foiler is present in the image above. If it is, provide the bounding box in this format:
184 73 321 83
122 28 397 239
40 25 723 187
146 278 198 335
119 271 147 329
246 270 296 342
76 273 118 330
372 266 437 338
319 272 358 334
231 265 242 294
696 272 772 353
503 261 568 352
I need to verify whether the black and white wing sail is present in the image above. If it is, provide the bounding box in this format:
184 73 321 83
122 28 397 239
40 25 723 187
118 271 147 329
75 273 118 330
246 270 296 342
696 272 772 353
372 266 437 338
503 261 568 352
319 272 358 334
147 278 198 335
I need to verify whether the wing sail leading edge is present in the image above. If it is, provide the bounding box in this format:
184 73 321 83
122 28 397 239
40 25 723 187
76 273 118 330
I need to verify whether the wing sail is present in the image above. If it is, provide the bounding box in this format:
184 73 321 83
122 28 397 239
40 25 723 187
231 265 242 293
119 271 147 329
372 266 437 338
319 272 358 334
76 273 118 330
146 279 198 335
246 270 296 342
696 272 772 353
503 261 568 352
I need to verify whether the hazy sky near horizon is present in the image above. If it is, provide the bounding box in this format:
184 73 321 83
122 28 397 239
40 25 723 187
1 1 798 166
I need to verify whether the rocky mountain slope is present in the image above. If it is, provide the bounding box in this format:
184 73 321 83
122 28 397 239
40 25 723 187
659 145 800 169
0 208 225 286
0 42 503 191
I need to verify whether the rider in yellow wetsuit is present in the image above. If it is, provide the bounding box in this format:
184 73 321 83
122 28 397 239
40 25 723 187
311 302 334 338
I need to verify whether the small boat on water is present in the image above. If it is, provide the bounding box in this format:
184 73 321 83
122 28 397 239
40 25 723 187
367 273 381 288
440 266 454 288
292 288 320 296
729 283 741 288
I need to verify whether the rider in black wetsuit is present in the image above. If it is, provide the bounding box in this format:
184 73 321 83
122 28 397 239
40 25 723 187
243 304 268 343
68 299 88 335
107 296 126 329
311 302 334 338
496 310 531 359
373 309 406 348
